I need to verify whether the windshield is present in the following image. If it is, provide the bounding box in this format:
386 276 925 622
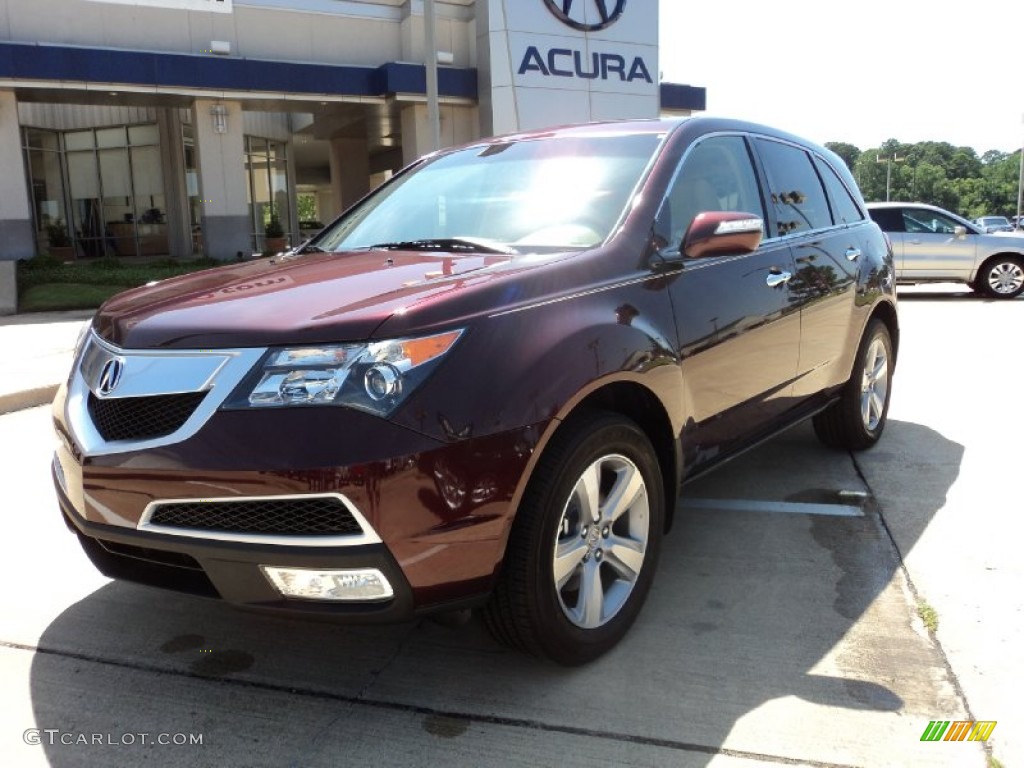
315 133 663 253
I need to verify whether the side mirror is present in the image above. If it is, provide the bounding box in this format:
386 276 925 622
953 225 967 237
681 211 764 259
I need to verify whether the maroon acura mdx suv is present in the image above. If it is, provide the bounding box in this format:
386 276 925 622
52 117 898 664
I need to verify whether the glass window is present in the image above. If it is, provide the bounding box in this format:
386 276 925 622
25 129 59 151
245 134 291 249
903 208 961 234
814 157 864 226
97 127 127 149
65 131 95 151
128 124 159 146
867 207 904 232
755 138 832 236
24 128 70 255
318 134 662 252
659 135 765 250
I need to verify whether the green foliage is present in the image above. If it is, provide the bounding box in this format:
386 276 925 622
264 214 285 238
296 193 318 222
45 220 72 247
839 139 1023 219
16 257 223 309
824 142 860 173
19 283 127 313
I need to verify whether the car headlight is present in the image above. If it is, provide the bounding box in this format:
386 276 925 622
224 329 463 417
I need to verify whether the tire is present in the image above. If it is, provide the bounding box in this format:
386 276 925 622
976 256 1024 299
813 319 894 451
483 410 664 665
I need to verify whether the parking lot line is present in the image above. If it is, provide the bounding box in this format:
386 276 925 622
680 498 865 517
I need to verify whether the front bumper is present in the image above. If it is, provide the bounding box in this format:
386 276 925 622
55 471 422 621
52 335 546 617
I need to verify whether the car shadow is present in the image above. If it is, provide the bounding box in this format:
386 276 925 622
897 285 1022 301
29 419 964 766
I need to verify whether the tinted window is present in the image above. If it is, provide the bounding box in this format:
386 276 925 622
659 135 765 250
755 139 831 235
814 157 864 225
867 207 905 232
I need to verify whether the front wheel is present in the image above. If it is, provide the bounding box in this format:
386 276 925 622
813 319 894 451
976 257 1024 299
483 411 664 665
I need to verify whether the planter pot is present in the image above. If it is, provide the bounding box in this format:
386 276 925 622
265 237 289 254
49 245 75 262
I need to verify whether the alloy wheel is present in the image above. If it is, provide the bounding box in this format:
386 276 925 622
552 454 649 629
860 338 889 431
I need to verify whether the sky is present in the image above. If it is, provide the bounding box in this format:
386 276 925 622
658 0 1024 156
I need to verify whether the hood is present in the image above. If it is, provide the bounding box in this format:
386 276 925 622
93 250 518 349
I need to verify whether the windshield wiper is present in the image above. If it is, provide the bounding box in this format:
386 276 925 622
366 237 518 255
295 244 327 254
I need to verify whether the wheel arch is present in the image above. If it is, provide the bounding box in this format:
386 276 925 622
869 299 900 363
519 380 681 535
973 252 1024 294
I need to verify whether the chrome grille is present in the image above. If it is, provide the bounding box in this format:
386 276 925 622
87 392 207 442
148 497 364 537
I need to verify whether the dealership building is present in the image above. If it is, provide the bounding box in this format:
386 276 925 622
0 0 704 312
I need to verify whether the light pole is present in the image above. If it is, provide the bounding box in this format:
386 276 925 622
424 0 441 153
876 153 905 202
1017 113 1024 228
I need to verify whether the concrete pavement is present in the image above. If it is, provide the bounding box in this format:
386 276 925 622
0 291 1017 767
0 311 92 415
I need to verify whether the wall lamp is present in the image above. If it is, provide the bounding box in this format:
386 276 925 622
210 104 228 135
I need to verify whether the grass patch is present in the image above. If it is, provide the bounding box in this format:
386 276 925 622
917 599 939 633
18 284 130 313
17 256 224 312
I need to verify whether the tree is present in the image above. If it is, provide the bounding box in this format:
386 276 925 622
827 138 1020 217
824 142 860 172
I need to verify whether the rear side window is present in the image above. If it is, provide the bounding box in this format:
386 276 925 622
754 139 831 236
867 207 904 232
814 157 864 225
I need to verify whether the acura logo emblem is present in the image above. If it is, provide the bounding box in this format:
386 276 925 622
97 358 124 396
543 0 627 32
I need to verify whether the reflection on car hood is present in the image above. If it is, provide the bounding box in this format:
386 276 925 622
92 249 522 349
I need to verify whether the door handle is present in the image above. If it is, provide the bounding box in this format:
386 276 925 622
766 270 792 288
845 247 861 261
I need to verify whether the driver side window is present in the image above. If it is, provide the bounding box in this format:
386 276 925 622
905 209 959 234
659 135 765 252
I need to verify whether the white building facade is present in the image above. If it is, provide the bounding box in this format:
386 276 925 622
0 0 704 311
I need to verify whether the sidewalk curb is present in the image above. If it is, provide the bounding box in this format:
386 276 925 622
0 385 58 416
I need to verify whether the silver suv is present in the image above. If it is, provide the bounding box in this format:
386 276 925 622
867 202 1024 299
973 215 1013 233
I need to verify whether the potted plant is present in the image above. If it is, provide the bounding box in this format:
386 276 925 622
46 220 75 261
264 213 288 254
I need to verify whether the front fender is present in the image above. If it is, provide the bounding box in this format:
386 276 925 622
389 274 683 445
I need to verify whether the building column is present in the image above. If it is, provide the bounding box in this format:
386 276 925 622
192 99 250 260
328 137 370 212
400 104 477 166
0 90 34 314
156 108 192 259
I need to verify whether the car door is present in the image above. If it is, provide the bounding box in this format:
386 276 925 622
750 143 863 399
657 134 801 464
899 206 978 281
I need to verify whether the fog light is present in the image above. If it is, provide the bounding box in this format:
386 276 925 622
260 566 394 602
